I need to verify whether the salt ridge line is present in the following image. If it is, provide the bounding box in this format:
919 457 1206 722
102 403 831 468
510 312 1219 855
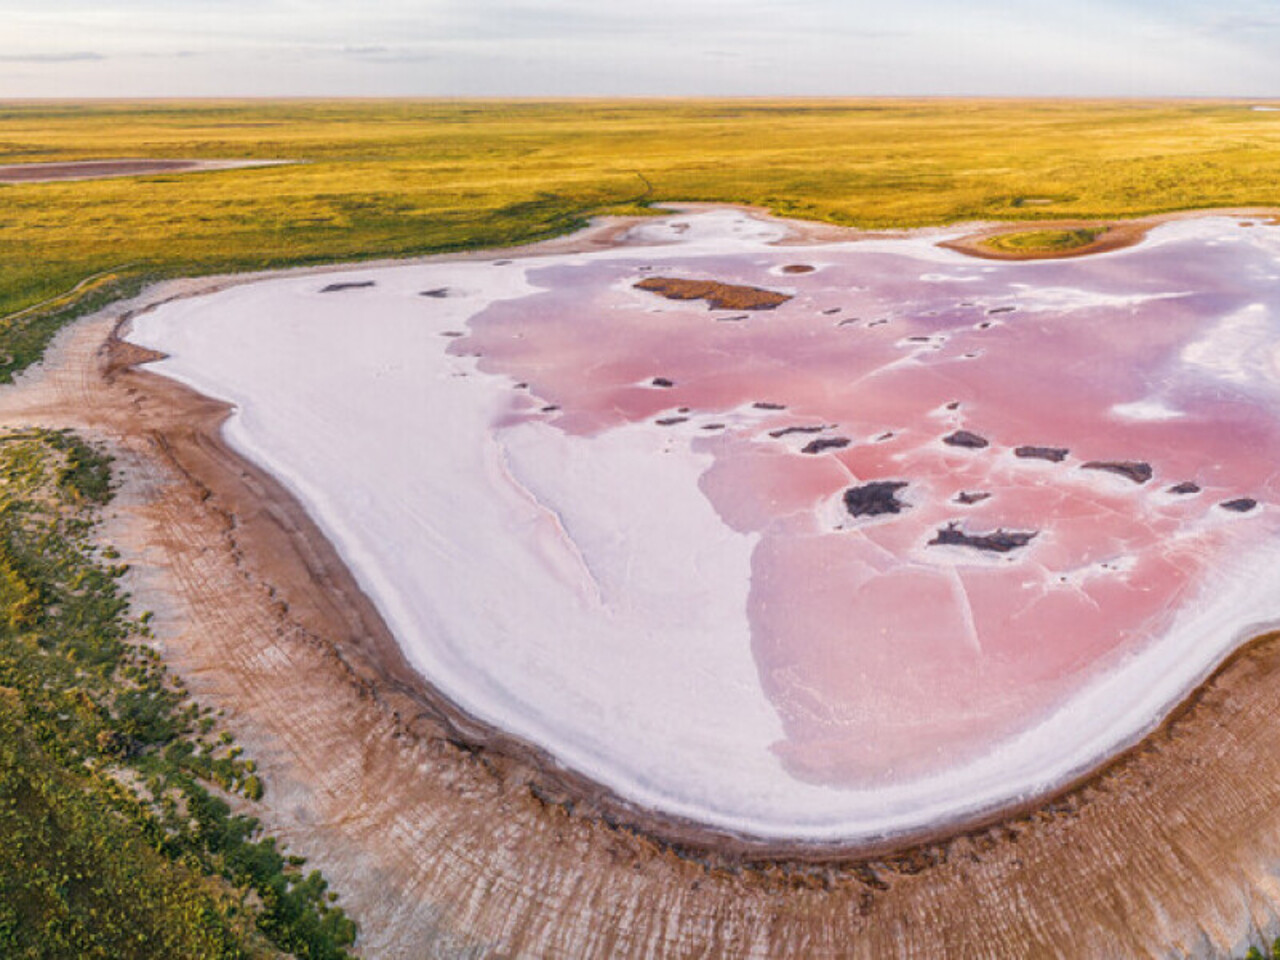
126 209 1280 843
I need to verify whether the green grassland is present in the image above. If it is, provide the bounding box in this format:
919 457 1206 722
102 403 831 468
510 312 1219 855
5 99 1280 377
0 430 355 958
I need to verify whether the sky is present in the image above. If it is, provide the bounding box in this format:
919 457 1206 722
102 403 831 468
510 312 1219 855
3 0 1280 98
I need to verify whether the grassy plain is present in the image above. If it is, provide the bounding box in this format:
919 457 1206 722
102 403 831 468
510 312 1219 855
5 98 1280 374
0 430 356 958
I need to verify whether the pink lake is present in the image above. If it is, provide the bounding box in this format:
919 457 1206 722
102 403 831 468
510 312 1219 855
126 209 1280 843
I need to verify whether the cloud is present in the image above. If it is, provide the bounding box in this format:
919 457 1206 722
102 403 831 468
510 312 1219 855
333 45 436 64
0 51 105 63
1200 13 1280 35
4 0 1280 96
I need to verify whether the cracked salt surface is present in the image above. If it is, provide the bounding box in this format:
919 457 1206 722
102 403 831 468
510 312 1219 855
126 209 1280 843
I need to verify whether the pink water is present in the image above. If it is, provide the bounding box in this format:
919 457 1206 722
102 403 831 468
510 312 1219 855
457 219 1280 788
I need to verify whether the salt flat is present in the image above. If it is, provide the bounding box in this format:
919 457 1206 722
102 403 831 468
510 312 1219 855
126 209 1280 843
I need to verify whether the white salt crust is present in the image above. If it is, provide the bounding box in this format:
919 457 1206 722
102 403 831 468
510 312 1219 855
126 211 1280 843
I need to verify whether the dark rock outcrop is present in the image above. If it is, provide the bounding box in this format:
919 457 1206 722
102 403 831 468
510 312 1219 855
929 522 1037 553
320 280 375 293
944 430 989 450
1082 460 1152 484
844 481 909 518
801 437 851 455
770 425 829 439
1220 498 1259 513
1015 446 1069 463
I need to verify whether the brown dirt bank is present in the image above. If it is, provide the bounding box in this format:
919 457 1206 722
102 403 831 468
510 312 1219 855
7 209 1280 956
0 158 289 183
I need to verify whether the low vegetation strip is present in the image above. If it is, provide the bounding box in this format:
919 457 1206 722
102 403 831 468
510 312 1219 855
0 268 125 324
0 269 155 385
0 429 355 958
5 100 1280 377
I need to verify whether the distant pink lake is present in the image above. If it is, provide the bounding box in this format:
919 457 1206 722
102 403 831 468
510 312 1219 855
127 210 1280 843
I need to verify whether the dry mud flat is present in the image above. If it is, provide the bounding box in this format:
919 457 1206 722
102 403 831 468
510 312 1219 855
8 211 1280 957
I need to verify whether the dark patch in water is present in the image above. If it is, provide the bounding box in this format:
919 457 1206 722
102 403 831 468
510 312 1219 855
769 425 829 439
320 281 375 293
844 481 909 518
1220 498 1259 513
944 430 989 449
1015 445 1069 463
801 437 851 455
929 522 1036 553
1082 460 1152 484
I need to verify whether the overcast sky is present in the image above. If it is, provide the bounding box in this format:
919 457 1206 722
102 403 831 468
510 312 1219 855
3 0 1280 98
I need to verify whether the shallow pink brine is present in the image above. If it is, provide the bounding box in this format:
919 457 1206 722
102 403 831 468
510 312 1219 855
459 216 1280 787
126 209 1280 842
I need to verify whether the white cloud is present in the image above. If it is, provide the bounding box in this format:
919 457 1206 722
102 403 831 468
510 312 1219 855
1 0 1280 96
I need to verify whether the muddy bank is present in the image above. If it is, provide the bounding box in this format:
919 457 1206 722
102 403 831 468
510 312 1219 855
7 208 1280 956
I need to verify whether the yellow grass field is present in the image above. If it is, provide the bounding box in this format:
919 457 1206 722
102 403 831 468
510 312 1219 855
4 98 1280 372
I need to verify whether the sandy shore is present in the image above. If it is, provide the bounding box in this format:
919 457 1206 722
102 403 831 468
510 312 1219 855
8 208 1280 956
